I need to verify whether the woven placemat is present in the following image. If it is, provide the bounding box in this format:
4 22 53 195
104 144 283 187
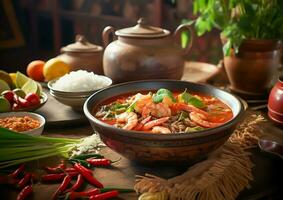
134 113 265 200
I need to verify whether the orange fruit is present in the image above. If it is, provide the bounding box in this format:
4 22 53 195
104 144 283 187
43 58 70 81
26 60 45 82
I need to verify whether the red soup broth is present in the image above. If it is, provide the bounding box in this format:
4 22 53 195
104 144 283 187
93 90 233 132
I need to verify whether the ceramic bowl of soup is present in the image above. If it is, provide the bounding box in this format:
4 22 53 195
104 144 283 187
84 80 244 164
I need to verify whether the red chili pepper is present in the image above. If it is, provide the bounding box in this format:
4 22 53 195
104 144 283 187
45 162 66 174
73 163 103 188
86 158 111 167
52 175 72 200
69 174 84 191
10 164 25 178
18 173 31 189
89 190 119 200
41 171 78 182
64 168 77 173
68 188 100 200
17 185 33 200
84 188 101 196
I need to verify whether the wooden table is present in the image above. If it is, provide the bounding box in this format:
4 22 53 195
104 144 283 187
2 115 283 200
2 66 283 199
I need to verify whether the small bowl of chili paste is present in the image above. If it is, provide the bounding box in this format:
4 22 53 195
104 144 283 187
0 112 45 135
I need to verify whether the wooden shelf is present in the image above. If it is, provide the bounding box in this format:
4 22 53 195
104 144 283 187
26 0 162 53
59 10 134 25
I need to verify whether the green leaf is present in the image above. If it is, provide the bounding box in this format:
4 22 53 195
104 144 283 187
187 96 205 108
153 88 176 103
181 31 190 49
177 89 190 103
222 40 232 56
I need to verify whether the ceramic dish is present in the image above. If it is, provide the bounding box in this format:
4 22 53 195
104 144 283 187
0 112 45 135
84 80 245 164
10 92 48 112
48 76 112 111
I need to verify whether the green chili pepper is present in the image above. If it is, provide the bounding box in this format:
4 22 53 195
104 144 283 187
72 153 104 160
69 159 91 168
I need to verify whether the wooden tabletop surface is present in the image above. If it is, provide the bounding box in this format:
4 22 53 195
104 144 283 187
2 115 283 200
2 65 283 199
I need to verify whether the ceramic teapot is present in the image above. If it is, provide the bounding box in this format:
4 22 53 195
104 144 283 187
58 35 104 74
102 18 193 83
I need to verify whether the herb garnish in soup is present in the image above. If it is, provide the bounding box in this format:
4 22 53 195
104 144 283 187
94 88 233 134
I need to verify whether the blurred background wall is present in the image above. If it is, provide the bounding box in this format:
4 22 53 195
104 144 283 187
0 0 222 73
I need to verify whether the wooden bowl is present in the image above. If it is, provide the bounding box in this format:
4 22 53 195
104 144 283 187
84 80 244 165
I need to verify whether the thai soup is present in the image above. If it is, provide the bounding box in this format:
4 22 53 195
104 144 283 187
94 88 233 134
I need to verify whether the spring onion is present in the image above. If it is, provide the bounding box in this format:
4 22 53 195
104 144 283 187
0 127 103 169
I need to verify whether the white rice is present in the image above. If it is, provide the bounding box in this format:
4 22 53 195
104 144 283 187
52 70 111 92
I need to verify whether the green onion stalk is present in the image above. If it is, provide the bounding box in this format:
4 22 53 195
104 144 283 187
0 127 81 169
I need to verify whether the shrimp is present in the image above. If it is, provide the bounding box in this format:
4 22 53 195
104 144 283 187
142 117 170 130
151 126 171 134
116 112 138 130
171 102 209 118
134 116 152 131
189 112 222 128
133 94 152 112
141 102 171 118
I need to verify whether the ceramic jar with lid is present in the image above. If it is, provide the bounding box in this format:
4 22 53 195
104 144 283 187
58 35 104 74
102 18 193 83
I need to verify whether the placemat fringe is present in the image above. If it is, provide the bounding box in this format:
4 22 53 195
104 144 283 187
135 114 265 200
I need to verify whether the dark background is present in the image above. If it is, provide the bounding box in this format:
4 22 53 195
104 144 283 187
0 0 222 73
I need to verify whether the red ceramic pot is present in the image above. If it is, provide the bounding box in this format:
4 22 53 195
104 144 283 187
268 76 283 125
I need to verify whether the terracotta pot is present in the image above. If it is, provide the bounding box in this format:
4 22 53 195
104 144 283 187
58 35 104 74
102 18 193 83
223 39 281 94
268 76 283 126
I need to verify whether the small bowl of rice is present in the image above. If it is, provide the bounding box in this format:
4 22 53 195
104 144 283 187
47 70 112 111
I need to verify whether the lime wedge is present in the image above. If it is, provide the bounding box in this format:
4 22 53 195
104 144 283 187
36 82 43 96
0 79 10 93
22 79 38 95
16 71 29 88
0 70 14 88
0 97 11 112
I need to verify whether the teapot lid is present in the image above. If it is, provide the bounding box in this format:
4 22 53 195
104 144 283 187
116 18 170 38
62 35 103 52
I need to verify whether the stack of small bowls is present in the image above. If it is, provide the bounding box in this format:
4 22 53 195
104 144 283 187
48 77 112 111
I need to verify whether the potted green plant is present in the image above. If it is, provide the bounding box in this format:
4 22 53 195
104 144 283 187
189 0 283 94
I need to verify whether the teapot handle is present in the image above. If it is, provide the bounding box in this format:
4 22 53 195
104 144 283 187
102 26 116 47
174 24 193 56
